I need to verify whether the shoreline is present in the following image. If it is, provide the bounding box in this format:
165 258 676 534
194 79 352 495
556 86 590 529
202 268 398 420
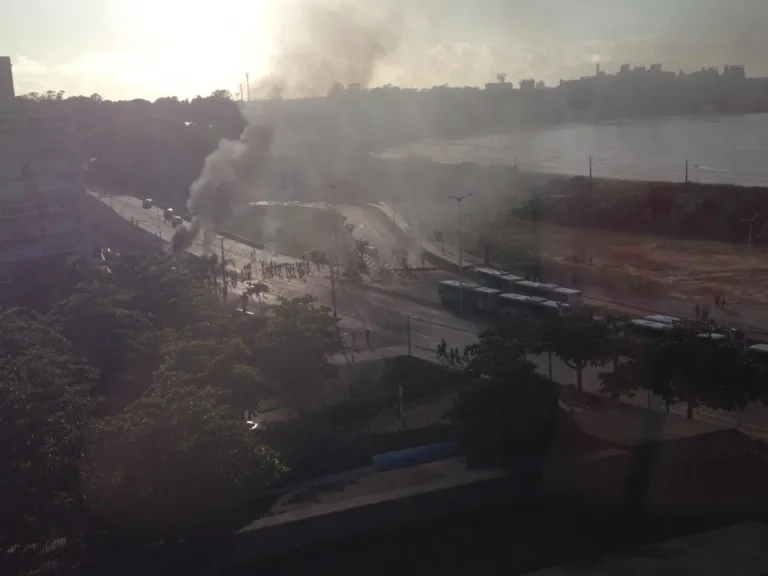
368 154 768 246
377 113 768 189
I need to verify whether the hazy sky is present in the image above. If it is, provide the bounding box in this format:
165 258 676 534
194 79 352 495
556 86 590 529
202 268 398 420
2 0 767 100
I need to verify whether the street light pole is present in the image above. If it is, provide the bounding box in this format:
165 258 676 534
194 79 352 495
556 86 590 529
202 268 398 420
327 184 342 325
448 193 473 313
742 213 759 351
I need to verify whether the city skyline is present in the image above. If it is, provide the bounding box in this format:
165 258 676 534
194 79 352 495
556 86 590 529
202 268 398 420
2 0 767 100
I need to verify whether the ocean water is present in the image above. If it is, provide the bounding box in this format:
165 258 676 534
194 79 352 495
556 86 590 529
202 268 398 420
385 114 768 188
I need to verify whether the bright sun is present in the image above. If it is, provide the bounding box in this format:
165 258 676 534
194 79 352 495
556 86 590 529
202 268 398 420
114 0 280 98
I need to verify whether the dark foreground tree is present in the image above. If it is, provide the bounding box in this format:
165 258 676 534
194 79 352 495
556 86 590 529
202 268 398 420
85 386 286 540
602 327 764 419
542 310 611 391
0 309 98 557
256 296 342 413
450 328 560 466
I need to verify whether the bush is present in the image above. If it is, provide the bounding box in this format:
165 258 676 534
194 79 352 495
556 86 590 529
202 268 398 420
450 373 560 467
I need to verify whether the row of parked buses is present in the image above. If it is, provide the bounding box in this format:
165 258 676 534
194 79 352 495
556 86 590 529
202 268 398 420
438 267 768 357
470 267 584 306
436 266 584 319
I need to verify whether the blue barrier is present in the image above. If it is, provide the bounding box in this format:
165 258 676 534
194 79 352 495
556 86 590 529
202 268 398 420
372 441 459 471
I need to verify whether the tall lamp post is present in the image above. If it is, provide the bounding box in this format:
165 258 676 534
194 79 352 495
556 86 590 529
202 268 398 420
447 193 473 313
327 183 345 326
742 213 759 351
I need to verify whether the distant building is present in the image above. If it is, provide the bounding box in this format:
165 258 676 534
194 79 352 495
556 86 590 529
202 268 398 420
0 57 13 101
724 65 746 80
0 57 91 298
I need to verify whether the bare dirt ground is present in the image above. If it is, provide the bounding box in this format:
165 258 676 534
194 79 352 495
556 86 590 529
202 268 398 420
399 198 768 323
530 223 768 308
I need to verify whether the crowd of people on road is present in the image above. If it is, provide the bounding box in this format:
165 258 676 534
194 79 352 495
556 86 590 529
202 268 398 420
695 294 728 322
258 259 315 282
436 339 472 366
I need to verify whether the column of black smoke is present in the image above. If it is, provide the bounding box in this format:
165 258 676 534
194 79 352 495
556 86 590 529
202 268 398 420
171 123 273 253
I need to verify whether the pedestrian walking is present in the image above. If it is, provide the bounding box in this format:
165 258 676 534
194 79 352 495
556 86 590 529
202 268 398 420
351 332 357 351
702 305 710 322
715 294 720 309
721 296 726 309
365 328 371 350
695 303 701 321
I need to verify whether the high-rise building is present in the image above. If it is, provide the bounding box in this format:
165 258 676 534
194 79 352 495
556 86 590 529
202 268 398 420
0 57 14 101
0 57 91 299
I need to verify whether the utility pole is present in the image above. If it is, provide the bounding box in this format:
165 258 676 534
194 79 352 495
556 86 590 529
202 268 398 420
589 156 593 180
407 314 412 356
742 213 759 351
327 183 344 329
244 73 251 101
220 237 228 306
398 384 404 430
685 159 689 184
447 193 473 313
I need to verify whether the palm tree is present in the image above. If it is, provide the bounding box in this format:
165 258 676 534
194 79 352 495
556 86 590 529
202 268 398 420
244 281 270 315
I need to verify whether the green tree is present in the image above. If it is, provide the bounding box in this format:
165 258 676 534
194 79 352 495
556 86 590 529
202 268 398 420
46 288 157 407
602 327 763 419
450 328 559 466
542 310 610 391
0 309 98 556
245 281 270 315
354 238 370 269
210 89 234 100
601 315 638 372
156 335 270 413
85 385 286 540
256 296 342 414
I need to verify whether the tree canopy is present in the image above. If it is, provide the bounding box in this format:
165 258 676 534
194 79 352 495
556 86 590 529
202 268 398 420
0 251 343 566
601 326 764 419
450 326 560 466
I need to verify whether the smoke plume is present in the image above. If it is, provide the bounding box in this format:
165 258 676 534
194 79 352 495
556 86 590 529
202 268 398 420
173 2 400 253
252 3 402 99
171 124 273 252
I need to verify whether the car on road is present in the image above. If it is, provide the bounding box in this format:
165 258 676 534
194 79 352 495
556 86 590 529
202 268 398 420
142 198 153 209
163 207 173 219
171 215 183 227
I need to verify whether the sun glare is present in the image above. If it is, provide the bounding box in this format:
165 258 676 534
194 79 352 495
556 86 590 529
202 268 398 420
113 0 279 98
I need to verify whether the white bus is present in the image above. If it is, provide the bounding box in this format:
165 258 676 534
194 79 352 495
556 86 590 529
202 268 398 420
437 280 501 314
748 343 768 357
548 286 583 306
474 286 502 313
499 293 568 319
644 314 682 327
437 280 479 308
513 280 560 300
471 267 523 293
696 332 727 341
629 318 672 336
